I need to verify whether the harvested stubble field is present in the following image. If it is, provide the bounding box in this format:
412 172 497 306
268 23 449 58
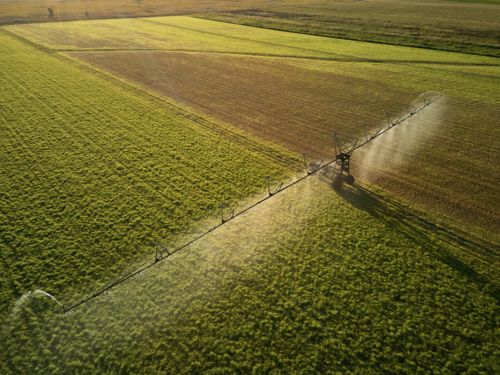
7 16 500 237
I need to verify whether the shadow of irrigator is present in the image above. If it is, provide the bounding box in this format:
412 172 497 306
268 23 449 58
335 183 500 306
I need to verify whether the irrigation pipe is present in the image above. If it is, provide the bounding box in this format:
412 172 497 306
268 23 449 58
62 93 443 313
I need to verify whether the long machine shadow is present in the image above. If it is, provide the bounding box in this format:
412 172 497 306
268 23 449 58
336 184 500 306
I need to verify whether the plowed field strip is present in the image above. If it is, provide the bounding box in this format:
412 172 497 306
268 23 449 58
69 51 419 157
66 48 500 234
144 52 404 121
76 52 347 150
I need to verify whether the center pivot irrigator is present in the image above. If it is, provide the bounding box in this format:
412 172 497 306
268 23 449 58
50 91 441 314
327 91 442 191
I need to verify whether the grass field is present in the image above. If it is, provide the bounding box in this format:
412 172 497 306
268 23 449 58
6 16 500 236
2 176 500 374
1 6 500 375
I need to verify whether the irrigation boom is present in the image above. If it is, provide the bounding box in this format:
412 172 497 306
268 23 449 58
61 91 442 314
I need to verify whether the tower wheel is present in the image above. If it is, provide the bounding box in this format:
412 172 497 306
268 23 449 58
332 178 342 191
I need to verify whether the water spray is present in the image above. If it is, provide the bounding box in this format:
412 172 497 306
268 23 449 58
330 91 442 191
33 290 66 314
302 154 324 175
265 176 283 196
219 203 234 223
362 124 382 142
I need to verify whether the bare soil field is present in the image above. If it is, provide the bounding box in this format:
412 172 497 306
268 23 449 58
67 50 500 236
68 51 419 157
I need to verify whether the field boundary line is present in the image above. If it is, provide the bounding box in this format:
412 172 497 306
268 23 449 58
59 48 500 67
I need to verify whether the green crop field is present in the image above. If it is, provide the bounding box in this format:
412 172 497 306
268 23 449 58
2 174 500 374
1 177 500 374
1 4 500 375
0 27 300 320
195 0 500 58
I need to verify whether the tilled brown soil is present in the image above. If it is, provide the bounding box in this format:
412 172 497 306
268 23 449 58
69 51 500 237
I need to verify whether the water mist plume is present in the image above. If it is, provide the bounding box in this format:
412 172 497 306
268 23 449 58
354 94 446 182
33 289 65 312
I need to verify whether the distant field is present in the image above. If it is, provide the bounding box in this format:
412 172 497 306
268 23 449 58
3 0 500 57
195 0 500 58
6 16 500 237
444 0 500 4
0 0 277 25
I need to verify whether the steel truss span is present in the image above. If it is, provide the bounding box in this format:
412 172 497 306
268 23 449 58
60 92 442 314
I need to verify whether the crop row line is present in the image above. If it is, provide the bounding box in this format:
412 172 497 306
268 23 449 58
107 50 402 122
117 52 380 127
